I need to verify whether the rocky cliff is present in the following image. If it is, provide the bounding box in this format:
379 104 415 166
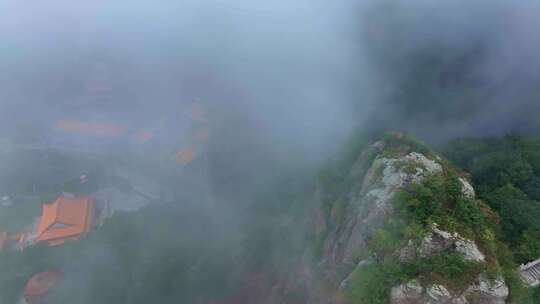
298 133 509 304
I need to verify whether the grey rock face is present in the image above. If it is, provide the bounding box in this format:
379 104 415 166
391 280 424 303
398 240 418 262
465 275 508 304
391 281 468 304
312 144 448 303
419 224 485 262
339 151 443 265
459 178 475 199
306 141 507 304
390 276 509 304
425 285 453 303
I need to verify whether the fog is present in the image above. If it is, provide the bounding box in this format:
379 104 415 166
1 0 540 302
0 0 364 167
359 0 540 141
2 1 540 157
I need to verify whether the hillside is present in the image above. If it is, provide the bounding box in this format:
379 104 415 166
1 133 540 304
273 133 511 304
443 136 540 265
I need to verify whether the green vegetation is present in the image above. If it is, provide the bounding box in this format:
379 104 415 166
495 241 538 304
347 261 406 304
328 134 540 303
3 132 540 303
443 136 540 264
345 170 493 302
395 173 490 239
344 134 497 304
443 135 540 302
379 132 434 159
347 251 483 304
315 133 374 257
315 132 434 258
318 133 372 209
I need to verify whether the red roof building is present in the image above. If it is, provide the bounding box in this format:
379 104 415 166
24 271 63 304
35 196 96 246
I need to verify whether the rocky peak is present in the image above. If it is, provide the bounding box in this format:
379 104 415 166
303 134 509 304
322 140 445 269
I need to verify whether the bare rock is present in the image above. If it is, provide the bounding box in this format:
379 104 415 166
426 285 452 303
342 152 443 264
391 280 424 303
419 227 455 258
419 224 485 262
390 275 508 304
464 275 508 304
404 152 443 181
391 282 468 304
398 240 418 262
454 238 485 262
459 178 475 199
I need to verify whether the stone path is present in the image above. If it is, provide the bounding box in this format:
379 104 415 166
519 259 540 286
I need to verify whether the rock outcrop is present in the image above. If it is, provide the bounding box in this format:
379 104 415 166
323 146 444 269
296 135 508 304
391 275 508 304
390 279 424 303
419 224 485 262
459 178 475 199
465 275 508 304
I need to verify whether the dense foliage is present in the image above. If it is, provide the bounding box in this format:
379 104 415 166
340 134 540 304
442 135 540 302
443 136 540 264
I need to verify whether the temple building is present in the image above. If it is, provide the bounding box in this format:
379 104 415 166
33 195 96 246
23 271 63 304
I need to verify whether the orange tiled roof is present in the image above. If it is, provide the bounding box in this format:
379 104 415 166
35 196 95 245
53 120 126 137
24 271 63 304
174 147 197 165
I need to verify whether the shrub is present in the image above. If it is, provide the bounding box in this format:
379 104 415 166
347 260 409 304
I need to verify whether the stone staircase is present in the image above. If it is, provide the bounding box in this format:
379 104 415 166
519 259 540 286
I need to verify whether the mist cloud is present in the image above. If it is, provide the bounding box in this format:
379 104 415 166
0 0 364 166
2 0 540 162
3 1 540 303
359 0 540 142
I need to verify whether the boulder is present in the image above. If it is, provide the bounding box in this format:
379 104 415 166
390 282 468 304
464 275 508 304
391 280 424 303
425 285 452 303
459 178 475 199
419 224 485 262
